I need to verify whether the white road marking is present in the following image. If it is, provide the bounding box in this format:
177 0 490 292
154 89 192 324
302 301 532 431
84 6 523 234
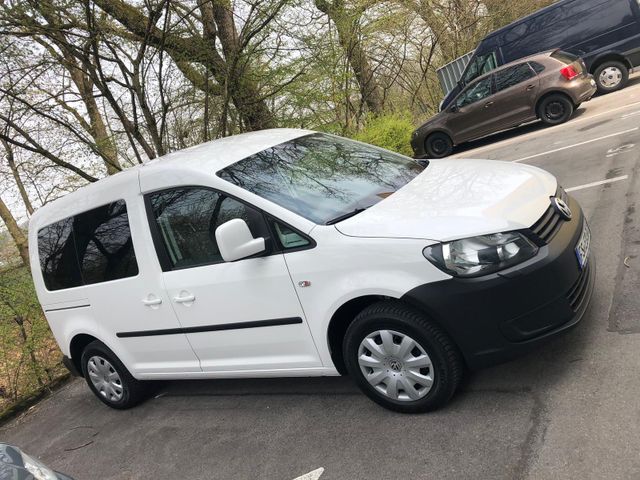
293 468 324 480
511 128 639 163
454 99 640 158
606 143 636 158
622 110 640 119
565 175 629 192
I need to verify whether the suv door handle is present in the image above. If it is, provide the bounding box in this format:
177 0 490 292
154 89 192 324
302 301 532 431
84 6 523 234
142 297 162 307
484 102 494 108
174 293 196 304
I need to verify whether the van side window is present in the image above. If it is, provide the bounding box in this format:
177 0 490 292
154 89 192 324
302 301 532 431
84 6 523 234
456 76 493 108
73 201 139 286
271 220 311 250
37 200 138 291
38 218 83 291
148 188 264 270
494 64 535 93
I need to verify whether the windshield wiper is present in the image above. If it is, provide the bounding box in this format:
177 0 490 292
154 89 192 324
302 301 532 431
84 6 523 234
325 207 368 225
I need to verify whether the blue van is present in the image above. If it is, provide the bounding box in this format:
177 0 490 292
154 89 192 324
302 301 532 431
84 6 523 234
441 0 640 110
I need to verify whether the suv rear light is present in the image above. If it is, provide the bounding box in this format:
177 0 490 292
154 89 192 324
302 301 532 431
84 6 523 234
560 65 579 80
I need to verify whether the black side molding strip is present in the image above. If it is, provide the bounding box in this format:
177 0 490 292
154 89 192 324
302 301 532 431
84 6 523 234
45 304 90 313
117 317 303 338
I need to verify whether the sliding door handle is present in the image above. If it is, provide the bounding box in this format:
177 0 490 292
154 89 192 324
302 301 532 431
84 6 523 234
174 293 196 304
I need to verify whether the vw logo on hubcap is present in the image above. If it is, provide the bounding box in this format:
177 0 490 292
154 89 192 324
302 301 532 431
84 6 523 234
552 197 572 221
389 360 403 372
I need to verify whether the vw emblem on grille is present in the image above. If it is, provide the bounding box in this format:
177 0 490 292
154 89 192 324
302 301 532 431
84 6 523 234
552 197 572 221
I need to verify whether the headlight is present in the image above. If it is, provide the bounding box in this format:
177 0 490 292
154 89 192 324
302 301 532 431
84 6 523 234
21 451 59 480
423 232 538 278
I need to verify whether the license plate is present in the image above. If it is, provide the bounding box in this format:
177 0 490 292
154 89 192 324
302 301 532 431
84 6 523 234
575 221 591 270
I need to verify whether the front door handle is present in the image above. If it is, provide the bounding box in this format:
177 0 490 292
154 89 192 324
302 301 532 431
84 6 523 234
526 85 535 91
174 293 196 304
142 296 162 308
484 101 494 108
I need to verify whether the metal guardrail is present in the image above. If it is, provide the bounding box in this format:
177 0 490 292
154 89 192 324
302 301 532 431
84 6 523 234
436 51 475 95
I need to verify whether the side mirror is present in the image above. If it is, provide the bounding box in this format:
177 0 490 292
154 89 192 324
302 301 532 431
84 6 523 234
449 104 460 113
215 219 265 262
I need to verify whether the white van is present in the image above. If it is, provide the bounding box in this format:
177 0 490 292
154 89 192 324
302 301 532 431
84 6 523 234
29 129 594 413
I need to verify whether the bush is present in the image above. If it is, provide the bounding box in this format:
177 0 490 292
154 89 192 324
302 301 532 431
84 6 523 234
353 113 415 157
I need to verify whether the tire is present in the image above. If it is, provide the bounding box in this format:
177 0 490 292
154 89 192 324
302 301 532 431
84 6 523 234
425 132 453 159
593 61 628 94
537 94 574 126
80 340 149 409
343 301 463 413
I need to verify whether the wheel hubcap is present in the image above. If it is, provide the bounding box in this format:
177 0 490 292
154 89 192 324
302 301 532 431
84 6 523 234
545 101 565 120
431 139 447 155
357 330 434 402
599 67 622 89
87 356 124 402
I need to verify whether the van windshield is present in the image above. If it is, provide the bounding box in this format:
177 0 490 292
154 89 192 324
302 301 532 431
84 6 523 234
462 51 498 84
217 134 425 225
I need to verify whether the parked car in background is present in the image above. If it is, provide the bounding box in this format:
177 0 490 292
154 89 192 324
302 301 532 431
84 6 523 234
412 51 597 159
440 0 640 110
29 129 594 413
0 443 73 479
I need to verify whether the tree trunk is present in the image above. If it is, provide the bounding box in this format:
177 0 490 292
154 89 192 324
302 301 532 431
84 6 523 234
2 139 33 215
0 197 29 267
315 0 384 115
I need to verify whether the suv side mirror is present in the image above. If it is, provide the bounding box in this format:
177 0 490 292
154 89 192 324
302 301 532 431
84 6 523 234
215 219 265 262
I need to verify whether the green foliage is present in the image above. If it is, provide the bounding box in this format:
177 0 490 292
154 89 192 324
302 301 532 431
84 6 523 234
0 266 64 410
352 113 415 157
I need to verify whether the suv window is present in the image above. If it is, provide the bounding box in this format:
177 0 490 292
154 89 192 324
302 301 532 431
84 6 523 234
494 64 535 93
37 200 138 291
455 76 493 108
529 61 545 74
148 188 264 270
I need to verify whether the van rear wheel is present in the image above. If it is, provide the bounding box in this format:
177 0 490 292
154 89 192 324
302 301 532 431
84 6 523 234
80 340 149 409
594 61 628 94
538 94 574 126
343 301 463 413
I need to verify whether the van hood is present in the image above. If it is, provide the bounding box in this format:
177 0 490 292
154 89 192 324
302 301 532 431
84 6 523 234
335 159 557 242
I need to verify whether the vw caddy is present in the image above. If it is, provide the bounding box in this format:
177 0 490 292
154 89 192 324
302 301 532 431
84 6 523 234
29 130 594 413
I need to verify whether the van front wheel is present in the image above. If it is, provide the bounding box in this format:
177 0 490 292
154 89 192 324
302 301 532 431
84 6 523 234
80 340 149 409
343 301 463 413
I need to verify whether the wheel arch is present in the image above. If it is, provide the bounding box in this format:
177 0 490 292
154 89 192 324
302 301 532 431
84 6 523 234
535 90 576 114
326 293 461 374
589 52 632 73
69 333 101 376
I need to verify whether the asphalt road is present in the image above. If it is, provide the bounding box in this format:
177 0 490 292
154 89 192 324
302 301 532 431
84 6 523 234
3 77 640 480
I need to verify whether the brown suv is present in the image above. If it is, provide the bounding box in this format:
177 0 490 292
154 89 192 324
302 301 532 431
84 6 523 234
412 50 597 158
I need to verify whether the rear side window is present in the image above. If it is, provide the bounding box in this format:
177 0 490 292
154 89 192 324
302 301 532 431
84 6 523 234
147 188 264 270
529 62 546 74
37 200 138 291
494 64 536 93
73 202 138 286
551 51 578 65
38 218 83 291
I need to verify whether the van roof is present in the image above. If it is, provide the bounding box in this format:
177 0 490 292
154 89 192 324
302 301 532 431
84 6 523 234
485 0 568 41
29 128 312 228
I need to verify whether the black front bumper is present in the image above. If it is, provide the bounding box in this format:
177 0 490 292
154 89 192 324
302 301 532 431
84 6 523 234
402 195 595 370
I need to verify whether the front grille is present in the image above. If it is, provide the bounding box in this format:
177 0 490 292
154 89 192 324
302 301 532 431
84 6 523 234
567 262 591 312
529 187 569 244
